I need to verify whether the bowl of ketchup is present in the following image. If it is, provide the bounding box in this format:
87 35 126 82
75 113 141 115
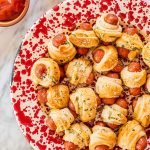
0 0 29 27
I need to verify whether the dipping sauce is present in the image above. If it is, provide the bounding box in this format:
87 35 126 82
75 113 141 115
0 0 25 21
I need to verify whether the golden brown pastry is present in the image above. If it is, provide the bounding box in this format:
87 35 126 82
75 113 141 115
118 120 147 150
93 45 118 72
69 27 99 48
30 58 60 87
48 34 76 64
93 14 122 42
116 28 143 60
96 76 123 98
47 85 69 109
146 74 150 93
89 125 116 150
142 42 150 67
101 104 127 126
49 108 74 133
133 94 150 128
121 66 146 88
116 33 143 52
63 123 91 149
66 58 93 85
70 88 97 122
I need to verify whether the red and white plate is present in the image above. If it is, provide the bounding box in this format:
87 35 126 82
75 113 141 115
11 0 150 149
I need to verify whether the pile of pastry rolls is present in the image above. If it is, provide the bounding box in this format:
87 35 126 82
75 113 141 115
30 13 150 150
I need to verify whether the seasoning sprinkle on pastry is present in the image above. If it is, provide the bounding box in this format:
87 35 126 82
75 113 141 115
93 45 118 72
47 84 69 109
30 58 60 87
66 58 94 85
46 108 75 133
69 88 97 122
117 120 147 150
69 22 99 48
96 75 123 98
89 124 116 150
133 94 150 128
142 42 150 67
101 102 128 129
93 14 122 42
48 33 76 64
116 27 143 60
121 62 146 94
63 123 91 150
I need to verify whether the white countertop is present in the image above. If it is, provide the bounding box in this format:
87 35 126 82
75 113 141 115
0 0 63 149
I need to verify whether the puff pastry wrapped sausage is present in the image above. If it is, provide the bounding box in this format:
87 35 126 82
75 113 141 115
96 76 123 98
30 58 60 87
89 125 116 150
142 42 150 67
121 66 146 88
93 45 118 72
48 108 74 133
93 14 122 42
101 104 127 126
63 123 91 149
133 94 150 128
118 120 147 150
70 88 97 122
116 33 143 52
47 85 69 109
66 58 93 85
116 28 143 60
69 23 99 48
48 34 76 64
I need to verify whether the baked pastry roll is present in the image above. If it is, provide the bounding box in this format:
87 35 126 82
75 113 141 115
70 88 97 122
48 34 76 64
66 58 93 85
63 123 91 149
47 85 69 109
89 125 116 150
96 76 123 98
121 66 146 88
101 104 127 125
116 29 143 60
116 33 143 51
93 45 118 72
118 120 147 150
146 74 150 93
133 94 150 127
142 42 150 67
93 14 122 42
69 29 99 48
30 58 60 87
49 108 74 133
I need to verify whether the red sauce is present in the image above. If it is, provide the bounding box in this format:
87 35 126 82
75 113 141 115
0 0 25 21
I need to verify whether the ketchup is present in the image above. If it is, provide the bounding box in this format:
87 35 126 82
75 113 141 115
0 0 25 21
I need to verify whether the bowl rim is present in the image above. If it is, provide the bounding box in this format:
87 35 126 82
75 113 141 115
0 0 30 27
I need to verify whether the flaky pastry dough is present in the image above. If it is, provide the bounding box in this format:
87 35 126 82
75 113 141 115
63 123 91 149
96 76 123 98
30 58 60 87
89 125 116 150
47 85 69 109
117 120 146 150
70 88 97 122
93 45 118 72
49 108 74 133
133 94 150 127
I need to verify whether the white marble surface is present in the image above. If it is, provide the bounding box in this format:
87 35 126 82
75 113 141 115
0 0 63 149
